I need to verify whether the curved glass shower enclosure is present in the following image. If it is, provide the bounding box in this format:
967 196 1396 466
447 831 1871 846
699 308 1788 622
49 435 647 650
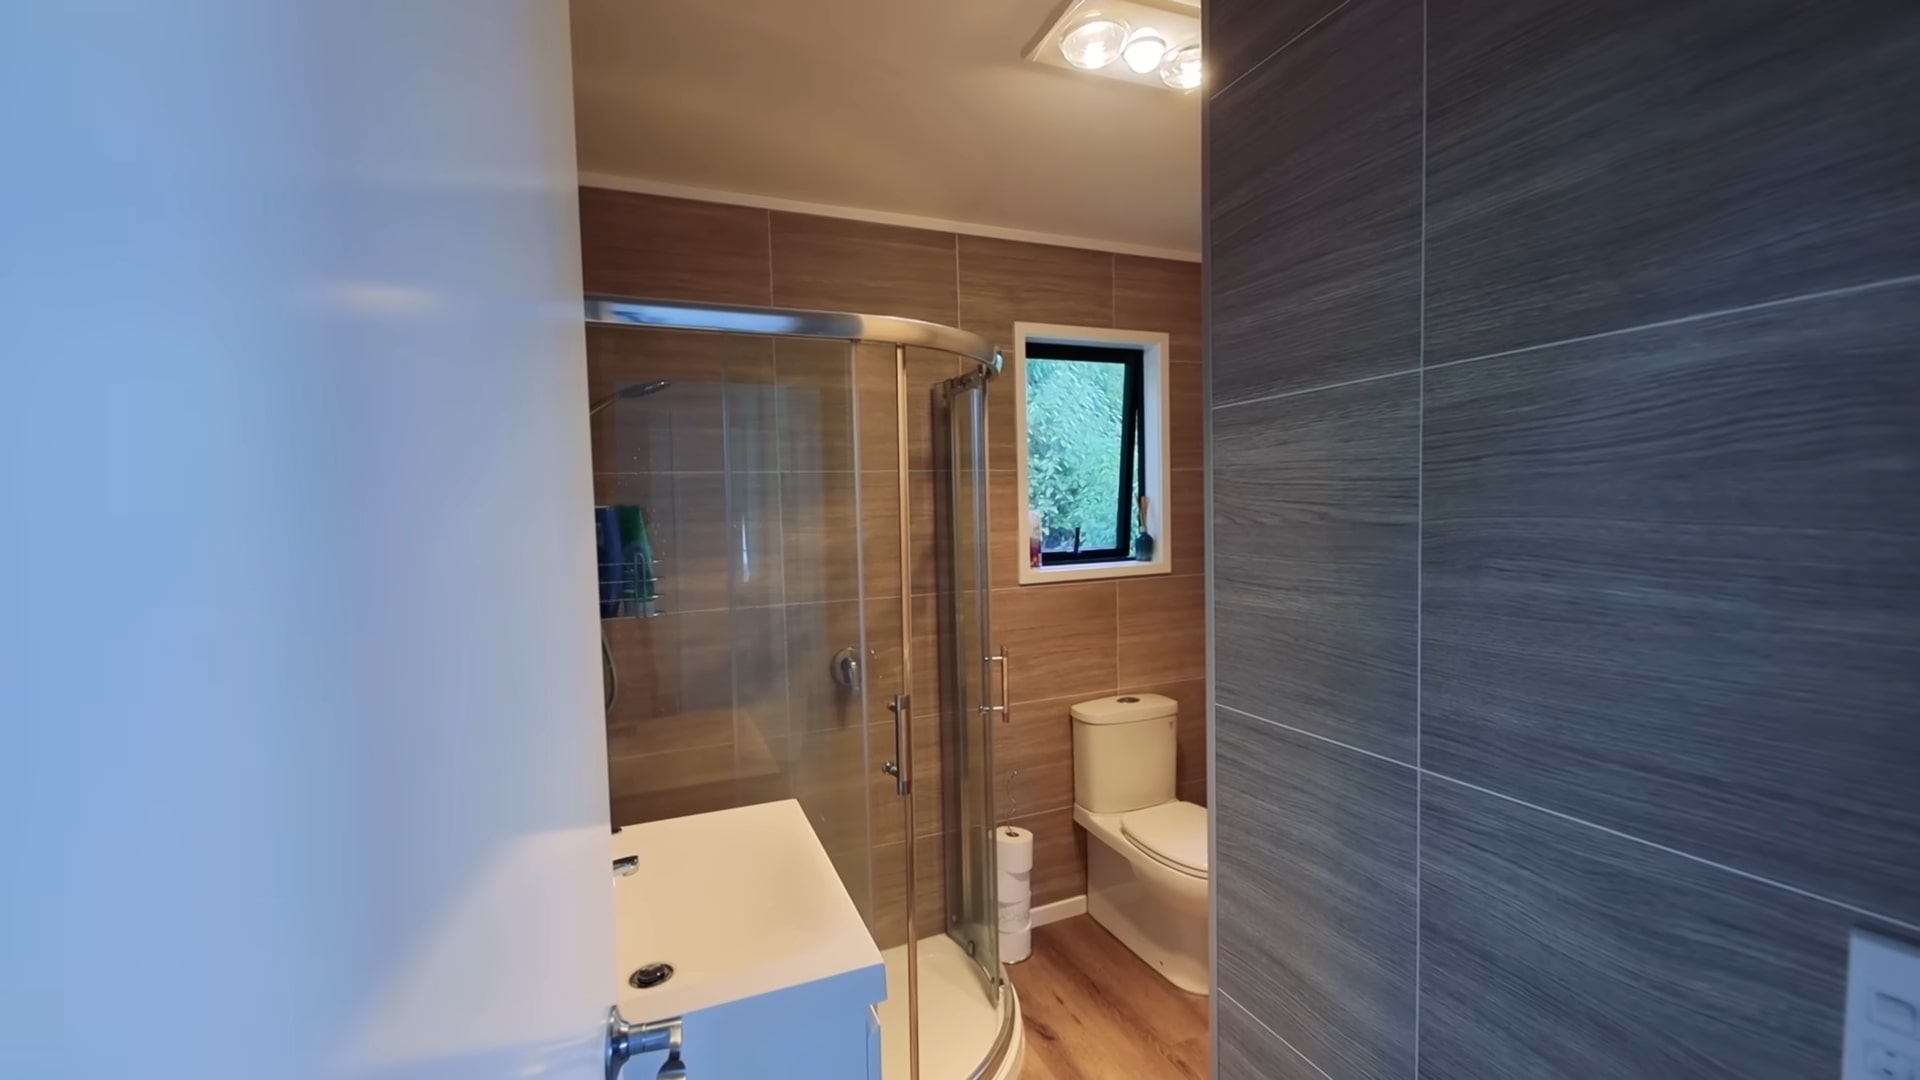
586 295 1014 1080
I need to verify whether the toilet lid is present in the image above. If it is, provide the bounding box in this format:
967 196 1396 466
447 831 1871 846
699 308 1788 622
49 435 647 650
1121 801 1208 876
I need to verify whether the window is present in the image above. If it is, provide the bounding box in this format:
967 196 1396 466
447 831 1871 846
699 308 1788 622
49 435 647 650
1024 342 1144 564
1012 323 1172 584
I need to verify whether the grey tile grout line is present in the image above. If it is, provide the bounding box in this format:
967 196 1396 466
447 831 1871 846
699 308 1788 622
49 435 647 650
1419 271 1920 372
1412 0 1429 1071
1218 703 1418 770
1209 0 1360 104
1220 990 1338 1080
1421 769 1920 938
1212 270 1920 414
1212 364 1422 412
1222 701 1920 938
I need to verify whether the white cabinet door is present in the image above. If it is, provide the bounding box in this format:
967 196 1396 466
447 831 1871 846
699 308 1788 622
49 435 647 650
0 5 614 1078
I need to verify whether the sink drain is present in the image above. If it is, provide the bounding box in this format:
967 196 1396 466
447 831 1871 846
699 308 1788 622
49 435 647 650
629 962 674 990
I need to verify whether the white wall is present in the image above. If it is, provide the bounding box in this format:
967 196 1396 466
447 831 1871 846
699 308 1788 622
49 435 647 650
0 5 611 1077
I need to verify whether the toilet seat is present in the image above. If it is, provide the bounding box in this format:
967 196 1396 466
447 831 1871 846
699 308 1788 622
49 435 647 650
1120 801 1208 878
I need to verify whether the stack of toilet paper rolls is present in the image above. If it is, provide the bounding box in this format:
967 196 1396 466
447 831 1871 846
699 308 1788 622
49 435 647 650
996 825 1034 963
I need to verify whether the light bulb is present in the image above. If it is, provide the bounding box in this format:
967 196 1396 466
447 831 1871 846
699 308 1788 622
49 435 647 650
1158 44 1203 90
1122 28 1168 74
1059 15 1130 70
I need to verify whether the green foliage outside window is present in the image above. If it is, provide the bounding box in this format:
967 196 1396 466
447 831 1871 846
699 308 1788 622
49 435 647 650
1025 358 1130 552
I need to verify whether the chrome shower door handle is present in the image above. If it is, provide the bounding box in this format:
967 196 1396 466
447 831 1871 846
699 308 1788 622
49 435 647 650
983 649 1010 723
884 694 911 796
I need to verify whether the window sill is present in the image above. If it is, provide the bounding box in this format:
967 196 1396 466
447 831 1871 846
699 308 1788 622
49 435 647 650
1017 557 1171 585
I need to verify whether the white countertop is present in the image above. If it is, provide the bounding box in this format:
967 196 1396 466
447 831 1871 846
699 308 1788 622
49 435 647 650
611 799 884 1023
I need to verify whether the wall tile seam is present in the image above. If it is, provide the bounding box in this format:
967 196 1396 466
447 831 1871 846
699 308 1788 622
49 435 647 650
1218 702 1418 771
594 470 787 478
765 469 957 475
987 579 1128 595
1003 805 1074 826
762 207 775 305
1209 271 1920 415
1002 798 1079 818
604 745 740 765
1005 693 1123 709
767 204 794 767
1213 365 1421 413
1218 989 1338 1080
606 753 789 779
1108 674 1210 694
1420 270 1920 372
1007 680 1199 700
1203 66 1221 1075
1421 769 1920 938
603 602 791 617
1216 702 1920 937
953 232 963 330
1207 0 1361 106
1413 0 1429 1071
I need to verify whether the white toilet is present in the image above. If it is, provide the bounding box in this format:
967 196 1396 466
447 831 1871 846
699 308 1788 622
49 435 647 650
1071 693 1210 995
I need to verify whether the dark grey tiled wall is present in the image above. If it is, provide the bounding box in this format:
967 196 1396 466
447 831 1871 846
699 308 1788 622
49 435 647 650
1209 0 1422 406
1217 714 1418 1078
1206 0 1920 1075
1214 374 1418 761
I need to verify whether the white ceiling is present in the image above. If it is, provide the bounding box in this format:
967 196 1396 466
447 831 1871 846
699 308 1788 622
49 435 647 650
569 0 1203 258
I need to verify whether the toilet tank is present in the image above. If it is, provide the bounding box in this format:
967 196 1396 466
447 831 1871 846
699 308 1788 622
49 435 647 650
1071 694 1178 814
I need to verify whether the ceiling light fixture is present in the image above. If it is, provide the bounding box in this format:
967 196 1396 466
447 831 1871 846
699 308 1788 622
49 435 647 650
1026 0 1201 93
1158 43 1203 90
1058 14 1130 70
1121 27 1169 74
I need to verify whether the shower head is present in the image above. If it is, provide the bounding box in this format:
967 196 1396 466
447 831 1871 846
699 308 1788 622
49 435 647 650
588 380 672 415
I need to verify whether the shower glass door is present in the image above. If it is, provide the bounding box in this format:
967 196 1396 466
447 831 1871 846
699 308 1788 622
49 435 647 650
591 327 797 830
936 371 1000 998
773 337 892 929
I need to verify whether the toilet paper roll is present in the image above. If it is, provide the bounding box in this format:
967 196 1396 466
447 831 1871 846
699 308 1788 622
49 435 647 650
996 826 1034 874
997 900 1030 933
996 865 1031 900
1000 923 1032 964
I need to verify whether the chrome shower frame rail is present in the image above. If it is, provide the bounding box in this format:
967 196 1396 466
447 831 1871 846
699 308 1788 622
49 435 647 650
585 295 1004 377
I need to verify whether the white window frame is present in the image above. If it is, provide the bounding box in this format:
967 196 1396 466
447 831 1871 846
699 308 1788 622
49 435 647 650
1011 322 1173 585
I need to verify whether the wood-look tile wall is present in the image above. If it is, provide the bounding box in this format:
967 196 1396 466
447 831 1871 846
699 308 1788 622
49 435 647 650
1206 1 1920 1076
581 189 1207 946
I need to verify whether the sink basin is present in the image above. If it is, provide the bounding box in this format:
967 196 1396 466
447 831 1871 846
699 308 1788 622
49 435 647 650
611 799 884 1025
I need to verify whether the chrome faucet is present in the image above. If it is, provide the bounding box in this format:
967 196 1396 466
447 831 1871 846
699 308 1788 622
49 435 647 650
613 855 639 877
606 1010 686 1080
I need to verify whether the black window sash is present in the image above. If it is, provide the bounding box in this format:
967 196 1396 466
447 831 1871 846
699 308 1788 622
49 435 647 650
1027 341 1146 566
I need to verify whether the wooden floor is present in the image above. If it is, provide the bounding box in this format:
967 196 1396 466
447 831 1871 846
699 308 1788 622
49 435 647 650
1008 916 1210 1079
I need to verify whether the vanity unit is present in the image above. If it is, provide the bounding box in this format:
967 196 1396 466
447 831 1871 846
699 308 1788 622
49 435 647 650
611 800 886 1079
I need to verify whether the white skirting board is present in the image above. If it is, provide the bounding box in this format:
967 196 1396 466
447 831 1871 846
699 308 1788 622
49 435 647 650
1029 895 1087 928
